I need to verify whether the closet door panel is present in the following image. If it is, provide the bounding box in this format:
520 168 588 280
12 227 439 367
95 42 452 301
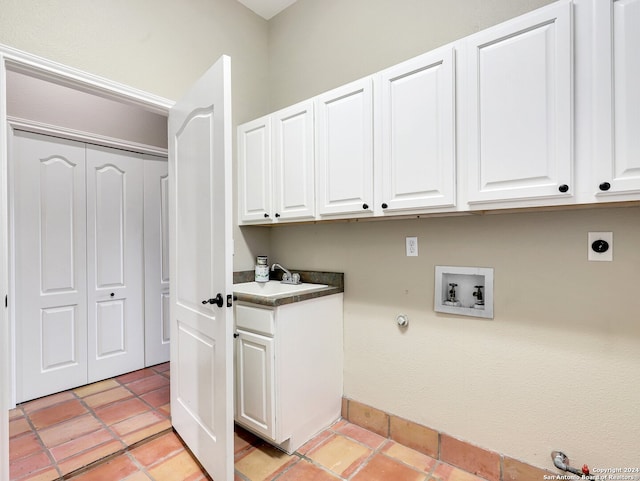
13 131 88 403
94 164 126 286
86 145 144 382
144 157 170 366
96 300 126 356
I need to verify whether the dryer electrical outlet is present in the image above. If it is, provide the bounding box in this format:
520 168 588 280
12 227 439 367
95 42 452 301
588 232 613 261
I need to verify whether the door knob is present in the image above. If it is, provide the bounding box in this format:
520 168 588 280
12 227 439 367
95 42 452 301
202 294 224 307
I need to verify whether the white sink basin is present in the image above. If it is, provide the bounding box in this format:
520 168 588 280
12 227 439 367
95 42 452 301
233 281 328 298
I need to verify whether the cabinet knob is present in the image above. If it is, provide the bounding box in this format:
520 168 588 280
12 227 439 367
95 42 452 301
381 203 388 209
110 292 115 297
558 184 569 193
275 213 281 218
599 182 611 191
362 203 369 210
263 213 270 218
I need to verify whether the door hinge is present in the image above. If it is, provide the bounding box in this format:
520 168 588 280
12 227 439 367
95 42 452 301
4 295 7 308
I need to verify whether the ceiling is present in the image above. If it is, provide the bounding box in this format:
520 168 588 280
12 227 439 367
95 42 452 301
236 0 298 20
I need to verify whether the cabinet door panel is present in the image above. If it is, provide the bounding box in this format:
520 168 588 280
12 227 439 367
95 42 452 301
13 131 88 402
316 77 374 216
86 145 144 382
379 46 456 212
273 101 315 220
594 0 640 195
235 330 275 440
613 0 640 187
238 116 272 223
466 1 572 203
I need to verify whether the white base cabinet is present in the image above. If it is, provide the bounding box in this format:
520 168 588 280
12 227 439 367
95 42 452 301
234 294 343 454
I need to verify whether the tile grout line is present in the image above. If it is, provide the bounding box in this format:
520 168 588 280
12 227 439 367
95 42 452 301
11 365 171 481
14 408 63 481
75 379 129 452
59 426 175 479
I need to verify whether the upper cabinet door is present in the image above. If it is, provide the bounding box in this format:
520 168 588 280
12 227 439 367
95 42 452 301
378 45 456 213
465 0 573 204
272 100 315 221
238 116 272 223
316 77 374 217
593 0 640 196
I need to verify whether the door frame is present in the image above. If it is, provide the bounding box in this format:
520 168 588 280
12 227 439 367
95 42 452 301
0 43 174 481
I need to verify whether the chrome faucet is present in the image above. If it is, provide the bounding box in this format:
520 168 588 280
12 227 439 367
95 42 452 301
271 263 301 284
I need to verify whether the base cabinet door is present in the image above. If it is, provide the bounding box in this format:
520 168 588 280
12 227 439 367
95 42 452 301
235 329 275 441
464 0 573 205
593 0 640 198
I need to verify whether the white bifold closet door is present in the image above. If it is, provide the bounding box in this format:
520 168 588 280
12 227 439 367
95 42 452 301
13 131 145 402
13 132 88 402
85 145 144 383
143 158 170 367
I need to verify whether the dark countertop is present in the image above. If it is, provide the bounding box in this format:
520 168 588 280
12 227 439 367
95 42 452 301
233 270 344 307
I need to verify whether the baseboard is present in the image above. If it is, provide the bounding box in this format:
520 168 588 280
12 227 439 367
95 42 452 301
341 397 556 481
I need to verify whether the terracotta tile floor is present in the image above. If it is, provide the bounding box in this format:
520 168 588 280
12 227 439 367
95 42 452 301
10 365 487 481
9 363 172 481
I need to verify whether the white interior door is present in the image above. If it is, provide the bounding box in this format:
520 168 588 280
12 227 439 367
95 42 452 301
169 55 233 481
144 157 170 366
12 131 88 402
86 145 144 382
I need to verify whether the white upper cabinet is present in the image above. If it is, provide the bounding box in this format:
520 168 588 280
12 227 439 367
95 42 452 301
238 116 272 223
272 100 315 221
593 0 640 197
236 0 640 224
464 0 573 205
316 77 374 217
376 45 456 213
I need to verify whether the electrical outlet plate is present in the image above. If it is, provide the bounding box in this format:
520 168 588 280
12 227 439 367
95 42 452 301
588 232 613 261
406 237 418 256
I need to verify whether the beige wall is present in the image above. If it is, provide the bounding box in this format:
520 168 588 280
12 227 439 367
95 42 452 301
268 0 556 109
0 0 269 123
267 0 640 470
271 207 640 469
